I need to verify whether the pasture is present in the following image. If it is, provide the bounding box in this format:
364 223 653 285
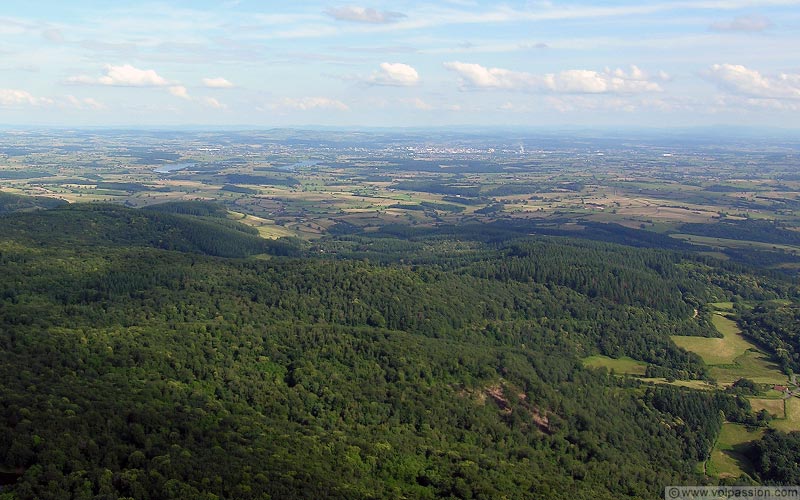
771 398 800 432
705 423 764 479
748 398 785 419
671 314 753 366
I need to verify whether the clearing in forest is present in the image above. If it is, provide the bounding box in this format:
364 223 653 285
705 423 764 479
582 355 647 375
672 314 753 366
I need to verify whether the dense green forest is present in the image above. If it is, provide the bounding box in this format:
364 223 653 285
748 430 800 484
738 303 800 373
0 200 797 499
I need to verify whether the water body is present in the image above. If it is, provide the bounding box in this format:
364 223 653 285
153 162 195 174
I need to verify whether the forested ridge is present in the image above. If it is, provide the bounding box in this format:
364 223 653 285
0 202 797 499
739 303 800 373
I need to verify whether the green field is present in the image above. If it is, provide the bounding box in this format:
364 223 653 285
705 423 764 479
672 233 800 255
672 312 787 388
749 398 786 418
672 314 753 366
709 350 787 385
582 355 647 375
636 378 715 390
709 301 734 311
772 398 800 432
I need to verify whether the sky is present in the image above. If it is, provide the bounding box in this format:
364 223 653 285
1 0 800 128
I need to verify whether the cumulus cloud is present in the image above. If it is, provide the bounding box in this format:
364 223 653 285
0 89 52 107
68 64 170 87
443 61 525 89
279 97 349 111
706 64 800 100
710 14 772 32
369 62 420 86
443 62 664 94
325 6 406 23
202 77 235 89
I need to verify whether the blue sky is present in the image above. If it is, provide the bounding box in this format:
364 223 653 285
1 1 799 128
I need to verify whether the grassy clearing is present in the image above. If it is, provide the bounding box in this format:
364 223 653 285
636 378 715 390
254 225 297 239
699 251 731 260
710 302 734 311
709 350 786 386
705 423 764 479
672 233 800 254
772 398 800 432
582 355 647 375
672 310 787 388
749 398 785 418
672 314 753 366
227 211 298 239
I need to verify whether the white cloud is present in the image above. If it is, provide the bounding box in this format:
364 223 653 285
66 95 106 110
710 14 772 32
369 62 420 86
68 64 170 87
201 97 226 109
202 77 235 88
169 85 191 99
444 62 663 93
325 6 406 23
0 89 52 107
279 97 350 111
443 61 532 89
706 64 800 100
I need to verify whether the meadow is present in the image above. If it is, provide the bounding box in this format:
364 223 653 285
672 314 753 366
705 423 765 479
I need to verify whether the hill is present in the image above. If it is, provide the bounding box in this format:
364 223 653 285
0 191 67 214
0 202 299 258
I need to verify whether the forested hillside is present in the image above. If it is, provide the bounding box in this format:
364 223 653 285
0 202 797 499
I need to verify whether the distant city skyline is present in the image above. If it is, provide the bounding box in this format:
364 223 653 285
1 1 799 128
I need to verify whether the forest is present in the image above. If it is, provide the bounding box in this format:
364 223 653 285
0 200 799 499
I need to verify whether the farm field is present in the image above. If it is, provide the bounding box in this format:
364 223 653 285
2 129 800 264
749 398 785 419
771 398 800 432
